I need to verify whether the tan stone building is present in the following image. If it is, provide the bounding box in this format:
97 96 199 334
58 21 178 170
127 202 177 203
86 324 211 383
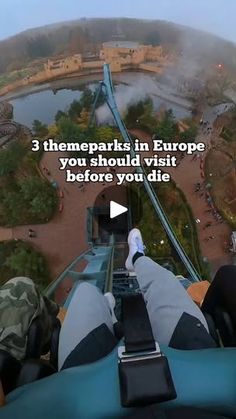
100 41 167 72
0 42 171 97
43 41 168 79
44 54 83 77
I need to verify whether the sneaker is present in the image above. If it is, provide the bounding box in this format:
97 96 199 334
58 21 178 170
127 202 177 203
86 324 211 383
104 292 118 324
125 228 145 272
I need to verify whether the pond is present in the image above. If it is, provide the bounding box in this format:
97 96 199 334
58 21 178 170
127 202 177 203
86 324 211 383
9 73 192 128
10 89 83 127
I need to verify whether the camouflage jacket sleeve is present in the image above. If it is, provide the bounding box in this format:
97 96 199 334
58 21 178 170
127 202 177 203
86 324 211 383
0 277 58 361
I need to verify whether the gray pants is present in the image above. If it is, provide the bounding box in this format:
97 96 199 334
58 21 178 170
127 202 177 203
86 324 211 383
58 256 208 369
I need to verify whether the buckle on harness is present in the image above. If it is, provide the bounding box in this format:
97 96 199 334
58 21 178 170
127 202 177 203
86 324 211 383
118 342 161 363
118 343 176 407
118 294 176 407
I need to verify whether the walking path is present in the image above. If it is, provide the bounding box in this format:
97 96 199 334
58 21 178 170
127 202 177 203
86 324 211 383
0 228 13 241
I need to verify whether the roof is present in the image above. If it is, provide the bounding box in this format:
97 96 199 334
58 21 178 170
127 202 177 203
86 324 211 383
102 41 139 49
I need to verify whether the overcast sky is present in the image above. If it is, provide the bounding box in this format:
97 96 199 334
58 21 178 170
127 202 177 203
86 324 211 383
0 0 235 43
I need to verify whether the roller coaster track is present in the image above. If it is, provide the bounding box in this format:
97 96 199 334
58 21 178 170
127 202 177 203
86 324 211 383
95 64 201 282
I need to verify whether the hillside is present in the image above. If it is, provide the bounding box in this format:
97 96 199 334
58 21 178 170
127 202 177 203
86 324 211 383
0 18 236 75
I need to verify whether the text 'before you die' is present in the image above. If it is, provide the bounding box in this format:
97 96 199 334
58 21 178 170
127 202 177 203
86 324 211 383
66 169 171 184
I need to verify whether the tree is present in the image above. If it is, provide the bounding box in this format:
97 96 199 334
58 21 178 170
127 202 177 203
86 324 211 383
1 190 25 224
0 143 27 176
145 31 161 46
68 100 83 120
47 124 59 138
19 177 58 220
32 120 48 138
124 98 158 132
5 245 47 286
0 149 19 176
125 98 150 127
57 117 85 142
214 141 236 178
30 194 56 218
27 35 53 59
77 109 90 129
68 28 88 54
80 88 94 111
95 126 117 141
55 110 67 123
19 177 41 201
85 125 97 140
179 125 198 142
139 99 158 132
155 110 179 142
95 90 106 108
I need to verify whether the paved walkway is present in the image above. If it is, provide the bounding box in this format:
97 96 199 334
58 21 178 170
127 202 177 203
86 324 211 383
0 227 13 241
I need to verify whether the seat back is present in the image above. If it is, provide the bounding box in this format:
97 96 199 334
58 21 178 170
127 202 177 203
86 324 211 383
202 307 236 347
214 307 236 347
26 316 61 368
201 311 220 346
16 360 56 389
26 318 44 359
0 349 56 395
0 350 21 395
49 318 61 369
0 317 60 395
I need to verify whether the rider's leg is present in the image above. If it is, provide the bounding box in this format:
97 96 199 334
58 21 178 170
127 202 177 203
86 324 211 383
126 229 216 349
58 282 115 369
134 255 210 345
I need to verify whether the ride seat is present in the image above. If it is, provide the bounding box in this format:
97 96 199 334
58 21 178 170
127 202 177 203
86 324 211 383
202 307 236 347
214 307 236 347
16 360 56 389
0 317 61 394
26 316 61 368
26 317 44 359
0 350 21 395
0 350 56 395
201 311 220 346
49 318 61 369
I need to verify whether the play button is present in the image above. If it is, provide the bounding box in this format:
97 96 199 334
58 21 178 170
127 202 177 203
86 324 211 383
91 185 142 243
110 201 128 219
